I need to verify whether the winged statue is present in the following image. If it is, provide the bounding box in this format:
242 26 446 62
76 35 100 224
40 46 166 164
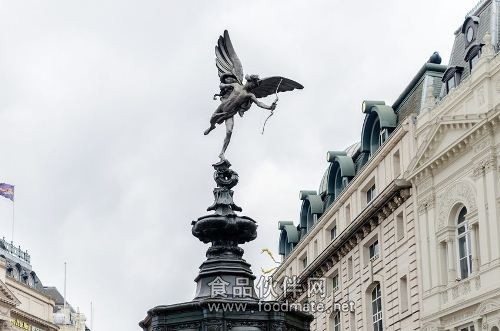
204 30 304 160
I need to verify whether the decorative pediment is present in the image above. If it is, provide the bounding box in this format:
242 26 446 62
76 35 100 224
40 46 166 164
0 279 20 308
409 115 481 176
476 298 500 315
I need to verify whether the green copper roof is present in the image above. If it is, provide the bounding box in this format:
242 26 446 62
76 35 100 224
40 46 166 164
371 105 397 128
278 221 300 243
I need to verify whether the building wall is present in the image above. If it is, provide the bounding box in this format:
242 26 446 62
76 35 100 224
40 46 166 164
274 3 500 331
5 279 54 324
273 115 422 330
304 198 420 331
412 35 500 331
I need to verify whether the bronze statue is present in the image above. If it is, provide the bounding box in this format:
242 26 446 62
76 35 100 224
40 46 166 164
204 30 304 160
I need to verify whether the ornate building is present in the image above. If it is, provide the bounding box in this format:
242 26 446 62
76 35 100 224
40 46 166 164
0 238 89 331
273 0 500 330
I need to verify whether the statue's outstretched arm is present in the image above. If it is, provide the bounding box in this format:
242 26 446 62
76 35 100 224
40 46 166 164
250 95 276 110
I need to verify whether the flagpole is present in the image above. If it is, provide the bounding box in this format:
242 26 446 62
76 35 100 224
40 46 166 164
11 200 14 243
64 262 67 310
90 301 93 330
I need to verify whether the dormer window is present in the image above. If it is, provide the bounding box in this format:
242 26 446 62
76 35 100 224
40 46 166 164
461 16 479 48
446 76 456 91
465 44 483 73
442 67 464 94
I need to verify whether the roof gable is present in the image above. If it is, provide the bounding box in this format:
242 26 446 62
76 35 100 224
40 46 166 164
409 115 480 175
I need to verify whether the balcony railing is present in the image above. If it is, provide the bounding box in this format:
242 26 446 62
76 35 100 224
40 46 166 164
0 237 31 264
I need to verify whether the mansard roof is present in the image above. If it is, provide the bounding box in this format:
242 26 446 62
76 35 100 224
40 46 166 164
445 0 499 86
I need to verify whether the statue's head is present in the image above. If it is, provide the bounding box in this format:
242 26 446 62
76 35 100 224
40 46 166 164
244 74 260 88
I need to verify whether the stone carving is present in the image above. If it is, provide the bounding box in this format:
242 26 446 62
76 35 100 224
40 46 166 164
422 322 441 331
437 181 476 228
172 322 201 330
482 33 494 58
270 321 286 331
227 321 266 329
476 299 500 315
474 137 494 153
418 192 436 215
472 156 497 177
441 305 476 325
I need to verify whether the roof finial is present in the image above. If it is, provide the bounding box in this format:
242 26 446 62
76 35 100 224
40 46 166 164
427 52 442 64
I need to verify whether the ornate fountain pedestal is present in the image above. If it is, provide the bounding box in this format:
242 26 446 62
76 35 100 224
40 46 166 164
139 160 312 331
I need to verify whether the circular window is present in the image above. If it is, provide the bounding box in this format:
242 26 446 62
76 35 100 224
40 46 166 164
466 26 474 42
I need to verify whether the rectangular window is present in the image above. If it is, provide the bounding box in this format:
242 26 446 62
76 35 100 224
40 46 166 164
345 204 351 223
302 256 308 270
333 312 341 331
393 150 401 178
372 284 383 331
347 256 353 279
327 271 340 296
366 184 376 204
313 240 319 258
332 273 339 292
457 209 472 280
330 226 337 241
396 212 405 241
369 240 379 259
400 275 408 312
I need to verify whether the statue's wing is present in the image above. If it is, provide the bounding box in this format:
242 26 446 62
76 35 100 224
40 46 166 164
251 76 304 98
215 30 244 84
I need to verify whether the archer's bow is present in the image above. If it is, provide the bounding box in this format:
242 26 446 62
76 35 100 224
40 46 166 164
261 78 283 135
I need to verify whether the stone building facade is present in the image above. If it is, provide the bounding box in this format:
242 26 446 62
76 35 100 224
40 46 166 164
273 1 500 330
0 238 89 331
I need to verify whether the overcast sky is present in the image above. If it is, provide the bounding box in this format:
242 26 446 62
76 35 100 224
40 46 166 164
0 0 478 329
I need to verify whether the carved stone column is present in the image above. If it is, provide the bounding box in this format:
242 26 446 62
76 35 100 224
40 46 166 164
469 223 479 274
446 238 457 284
438 241 448 285
473 318 481 331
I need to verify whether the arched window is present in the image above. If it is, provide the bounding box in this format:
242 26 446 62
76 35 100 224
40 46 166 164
457 206 472 279
329 311 341 331
371 284 383 331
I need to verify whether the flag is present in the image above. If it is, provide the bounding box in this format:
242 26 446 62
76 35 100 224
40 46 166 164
0 183 14 201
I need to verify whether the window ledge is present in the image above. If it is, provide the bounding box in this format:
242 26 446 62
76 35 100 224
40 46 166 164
370 254 380 262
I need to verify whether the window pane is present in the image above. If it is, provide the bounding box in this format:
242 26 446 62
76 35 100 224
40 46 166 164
458 207 467 224
331 227 337 240
447 77 456 91
460 258 469 279
459 237 467 257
